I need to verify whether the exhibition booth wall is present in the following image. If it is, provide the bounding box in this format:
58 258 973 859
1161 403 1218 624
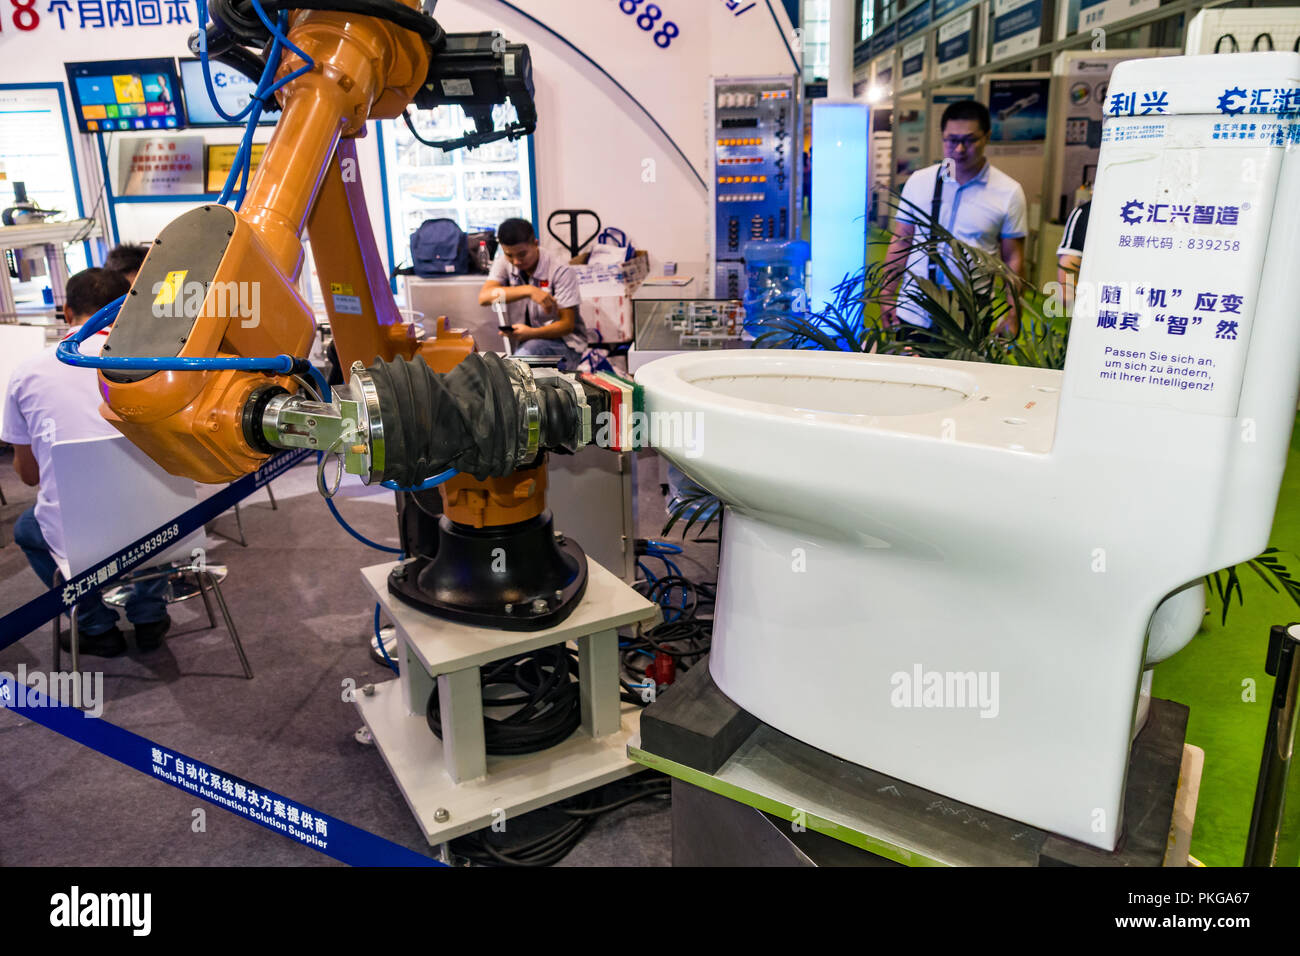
0 0 800 274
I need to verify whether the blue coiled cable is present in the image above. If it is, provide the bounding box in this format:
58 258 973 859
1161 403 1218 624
58 0 318 375
195 0 314 208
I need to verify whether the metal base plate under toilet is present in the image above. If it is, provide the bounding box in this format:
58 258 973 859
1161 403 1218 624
632 660 1203 867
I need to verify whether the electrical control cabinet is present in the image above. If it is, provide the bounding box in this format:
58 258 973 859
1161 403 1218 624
708 75 801 299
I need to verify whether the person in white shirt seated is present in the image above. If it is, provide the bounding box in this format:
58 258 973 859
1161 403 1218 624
3 267 171 657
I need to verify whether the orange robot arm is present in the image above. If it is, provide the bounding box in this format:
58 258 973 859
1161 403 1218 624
96 0 474 484
70 1 617 631
85 1 605 537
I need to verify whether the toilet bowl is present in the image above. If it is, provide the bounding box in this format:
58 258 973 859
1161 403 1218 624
636 52 1300 850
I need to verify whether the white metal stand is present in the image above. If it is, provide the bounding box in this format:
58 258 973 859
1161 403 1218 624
357 557 661 844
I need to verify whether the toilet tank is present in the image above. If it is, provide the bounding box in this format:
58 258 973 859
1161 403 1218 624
1056 52 1300 568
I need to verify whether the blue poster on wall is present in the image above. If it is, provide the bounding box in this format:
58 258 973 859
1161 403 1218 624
900 35 927 91
898 2 932 39
936 9 974 79
990 0 1043 61
870 22 898 59
934 0 974 19
988 77 1051 141
1076 0 1159 32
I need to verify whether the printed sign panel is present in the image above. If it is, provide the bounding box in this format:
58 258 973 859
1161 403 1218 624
1073 114 1299 415
934 0 974 20
899 2 932 39
936 11 975 80
117 135 203 195
989 77 1050 141
1078 0 1160 33
901 37 928 91
990 0 1042 61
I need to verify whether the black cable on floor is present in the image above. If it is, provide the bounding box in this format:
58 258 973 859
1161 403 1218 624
450 775 671 867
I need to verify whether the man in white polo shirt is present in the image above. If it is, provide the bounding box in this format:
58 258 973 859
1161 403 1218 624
881 100 1028 339
477 218 589 370
3 267 170 657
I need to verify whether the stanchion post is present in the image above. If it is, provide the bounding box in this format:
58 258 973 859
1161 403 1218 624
1244 623 1300 866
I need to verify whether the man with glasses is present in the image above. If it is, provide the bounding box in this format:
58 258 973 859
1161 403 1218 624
881 100 1028 339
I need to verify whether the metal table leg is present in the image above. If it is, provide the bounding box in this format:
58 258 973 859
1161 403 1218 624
576 628 621 738
438 667 487 784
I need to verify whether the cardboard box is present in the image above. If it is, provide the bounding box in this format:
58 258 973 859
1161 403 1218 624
570 249 649 299
570 249 648 343
584 293 637 344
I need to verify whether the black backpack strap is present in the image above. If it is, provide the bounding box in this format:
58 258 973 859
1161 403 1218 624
927 166 945 282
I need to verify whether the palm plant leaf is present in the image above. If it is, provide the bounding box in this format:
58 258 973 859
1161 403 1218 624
1204 549 1300 626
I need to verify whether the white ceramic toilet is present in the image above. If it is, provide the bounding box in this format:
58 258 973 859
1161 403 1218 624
637 52 1300 850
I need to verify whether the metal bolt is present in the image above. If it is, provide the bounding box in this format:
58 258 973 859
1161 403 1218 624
531 598 548 614
504 603 513 614
393 565 407 580
434 808 450 823
308 437 317 445
307 418 317 427
554 532 566 545
362 683 375 696
554 590 563 602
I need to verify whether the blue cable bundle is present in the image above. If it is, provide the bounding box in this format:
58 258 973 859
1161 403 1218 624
58 0 314 376
638 540 690 621
196 0 314 208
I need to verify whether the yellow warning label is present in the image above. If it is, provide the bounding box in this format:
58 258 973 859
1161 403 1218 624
329 282 355 295
153 270 189 307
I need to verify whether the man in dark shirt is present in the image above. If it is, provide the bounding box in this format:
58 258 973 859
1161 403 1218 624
1056 200 1091 312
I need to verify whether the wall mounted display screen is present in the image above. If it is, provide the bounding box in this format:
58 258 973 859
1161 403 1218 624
65 59 185 134
178 58 280 127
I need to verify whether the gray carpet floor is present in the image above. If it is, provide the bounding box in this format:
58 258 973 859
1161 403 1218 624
0 447 719 866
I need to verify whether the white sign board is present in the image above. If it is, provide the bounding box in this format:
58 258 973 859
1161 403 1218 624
1078 0 1160 33
990 0 1043 61
1073 114 1298 414
936 11 975 80
900 36 928 91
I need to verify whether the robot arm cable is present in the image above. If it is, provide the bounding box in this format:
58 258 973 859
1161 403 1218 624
55 295 303 374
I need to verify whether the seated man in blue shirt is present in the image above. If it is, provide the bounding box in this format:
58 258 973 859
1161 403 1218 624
477 218 590 370
881 99 1028 339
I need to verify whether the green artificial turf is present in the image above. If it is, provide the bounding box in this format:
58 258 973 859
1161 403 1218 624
1151 415 1300 867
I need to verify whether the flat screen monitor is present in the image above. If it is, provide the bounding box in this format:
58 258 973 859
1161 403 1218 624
65 58 186 134
178 57 281 127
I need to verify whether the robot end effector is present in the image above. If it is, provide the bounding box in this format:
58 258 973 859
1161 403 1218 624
252 354 598 490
